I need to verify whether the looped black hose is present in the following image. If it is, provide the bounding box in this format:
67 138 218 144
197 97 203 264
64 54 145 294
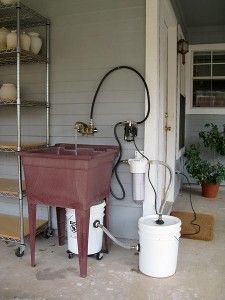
90 66 151 200
110 122 126 200
90 65 150 124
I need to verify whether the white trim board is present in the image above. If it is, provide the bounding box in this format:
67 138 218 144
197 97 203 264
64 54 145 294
144 0 178 215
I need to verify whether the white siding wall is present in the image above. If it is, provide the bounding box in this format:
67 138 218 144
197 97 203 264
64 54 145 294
0 0 146 239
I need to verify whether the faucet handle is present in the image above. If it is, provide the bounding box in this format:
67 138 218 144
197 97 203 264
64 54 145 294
74 120 98 135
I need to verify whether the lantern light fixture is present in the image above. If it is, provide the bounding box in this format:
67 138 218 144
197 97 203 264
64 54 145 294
177 39 189 64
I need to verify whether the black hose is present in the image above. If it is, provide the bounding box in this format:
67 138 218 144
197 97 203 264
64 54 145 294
90 65 150 124
176 172 201 236
110 122 126 200
90 66 151 200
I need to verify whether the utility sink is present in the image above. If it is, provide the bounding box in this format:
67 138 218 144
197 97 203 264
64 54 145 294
19 143 118 210
18 143 118 278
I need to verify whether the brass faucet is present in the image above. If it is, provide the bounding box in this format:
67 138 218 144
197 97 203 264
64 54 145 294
74 120 98 135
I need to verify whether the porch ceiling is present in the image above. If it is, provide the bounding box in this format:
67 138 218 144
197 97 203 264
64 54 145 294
178 0 225 27
171 0 225 43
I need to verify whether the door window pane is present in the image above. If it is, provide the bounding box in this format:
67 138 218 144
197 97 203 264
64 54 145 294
213 64 225 76
192 50 225 108
193 80 211 107
193 52 211 64
193 64 211 77
212 80 225 107
213 51 225 63
193 79 225 107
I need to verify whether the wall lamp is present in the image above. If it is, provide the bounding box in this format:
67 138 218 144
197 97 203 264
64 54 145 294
177 39 189 65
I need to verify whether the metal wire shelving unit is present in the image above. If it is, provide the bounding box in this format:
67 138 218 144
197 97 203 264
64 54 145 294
0 1 51 256
0 48 47 65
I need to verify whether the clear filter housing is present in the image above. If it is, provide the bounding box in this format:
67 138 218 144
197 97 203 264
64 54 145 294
128 153 148 203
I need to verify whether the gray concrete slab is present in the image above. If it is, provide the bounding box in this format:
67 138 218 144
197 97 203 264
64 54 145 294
0 187 225 300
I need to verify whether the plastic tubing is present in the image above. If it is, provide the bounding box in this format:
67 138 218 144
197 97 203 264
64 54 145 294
96 223 138 250
148 160 173 214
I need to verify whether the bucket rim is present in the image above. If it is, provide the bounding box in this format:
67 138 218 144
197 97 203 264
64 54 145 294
138 214 181 229
66 201 106 213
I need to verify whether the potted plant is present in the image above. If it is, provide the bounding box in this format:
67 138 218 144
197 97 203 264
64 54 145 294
199 123 225 156
185 144 225 198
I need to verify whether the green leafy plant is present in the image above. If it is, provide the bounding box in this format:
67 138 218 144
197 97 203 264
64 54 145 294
185 144 225 184
199 123 225 156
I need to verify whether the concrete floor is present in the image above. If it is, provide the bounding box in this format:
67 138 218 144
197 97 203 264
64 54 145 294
0 188 225 300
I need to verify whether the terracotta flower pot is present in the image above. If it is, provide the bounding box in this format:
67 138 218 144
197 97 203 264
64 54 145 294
201 183 219 199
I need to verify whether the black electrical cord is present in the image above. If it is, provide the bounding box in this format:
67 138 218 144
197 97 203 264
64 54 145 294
176 172 201 236
133 138 158 214
90 65 151 124
110 122 126 200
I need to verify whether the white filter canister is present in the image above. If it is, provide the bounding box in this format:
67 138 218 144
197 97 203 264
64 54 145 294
132 173 145 202
66 201 105 255
138 215 181 278
128 156 148 203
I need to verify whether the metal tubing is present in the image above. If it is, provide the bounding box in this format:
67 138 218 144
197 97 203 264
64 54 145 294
16 1 24 246
95 222 138 250
46 22 50 147
46 21 52 232
16 1 21 151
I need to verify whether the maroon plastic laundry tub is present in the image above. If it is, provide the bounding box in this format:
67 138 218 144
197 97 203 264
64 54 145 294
18 144 118 277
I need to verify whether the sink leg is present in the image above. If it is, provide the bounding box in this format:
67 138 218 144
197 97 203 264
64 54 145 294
103 197 111 253
75 209 90 278
28 203 37 267
56 207 66 246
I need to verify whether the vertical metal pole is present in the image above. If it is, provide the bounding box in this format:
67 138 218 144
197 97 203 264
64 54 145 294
16 1 25 249
46 22 50 147
46 21 52 232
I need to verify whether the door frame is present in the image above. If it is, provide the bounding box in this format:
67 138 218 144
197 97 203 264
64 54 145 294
144 0 177 215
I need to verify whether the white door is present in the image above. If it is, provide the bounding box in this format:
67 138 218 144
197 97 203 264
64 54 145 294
158 0 178 210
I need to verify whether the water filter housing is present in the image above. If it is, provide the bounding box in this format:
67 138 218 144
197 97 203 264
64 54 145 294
128 153 148 203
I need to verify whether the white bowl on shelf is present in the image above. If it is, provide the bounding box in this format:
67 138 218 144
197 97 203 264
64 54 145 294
0 83 17 102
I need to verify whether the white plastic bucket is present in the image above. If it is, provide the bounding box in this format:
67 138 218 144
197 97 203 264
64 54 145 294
138 215 181 278
66 201 105 255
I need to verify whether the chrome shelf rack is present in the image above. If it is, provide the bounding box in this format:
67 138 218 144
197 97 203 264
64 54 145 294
0 142 46 153
0 99 46 106
0 49 47 65
0 1 50 256
0 2 48 28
